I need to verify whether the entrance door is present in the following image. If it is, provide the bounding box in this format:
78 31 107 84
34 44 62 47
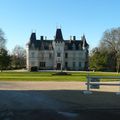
57 63 61 70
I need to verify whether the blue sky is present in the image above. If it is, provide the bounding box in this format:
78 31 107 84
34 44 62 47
0 0 120 51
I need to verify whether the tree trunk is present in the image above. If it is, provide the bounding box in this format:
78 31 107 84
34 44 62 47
116 57 120 73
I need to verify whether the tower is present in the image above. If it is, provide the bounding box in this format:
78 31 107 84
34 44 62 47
53 28 65 70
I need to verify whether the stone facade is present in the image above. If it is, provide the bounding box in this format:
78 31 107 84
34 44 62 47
26 29 89 71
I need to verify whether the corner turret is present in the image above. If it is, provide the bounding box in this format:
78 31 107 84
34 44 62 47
30 32 36 43
81 35 89 49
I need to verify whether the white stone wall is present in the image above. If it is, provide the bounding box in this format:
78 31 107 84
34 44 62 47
29 49 39 68
26 42 88 71
52 41 65 69
64 50 86 70
26 45 29 70
39 50 54 69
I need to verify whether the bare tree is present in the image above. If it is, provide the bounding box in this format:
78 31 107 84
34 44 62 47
0 28 6 48
100 27 120 72
11 45 26 69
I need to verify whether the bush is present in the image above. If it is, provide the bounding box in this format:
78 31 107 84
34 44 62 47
30 66 38 72
52 72 71 75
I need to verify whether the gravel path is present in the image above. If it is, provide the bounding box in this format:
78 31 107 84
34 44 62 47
0 81 119 92
0 81 85 90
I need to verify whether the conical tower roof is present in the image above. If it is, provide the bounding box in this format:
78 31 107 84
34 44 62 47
55 28 64 42
30 32 36 43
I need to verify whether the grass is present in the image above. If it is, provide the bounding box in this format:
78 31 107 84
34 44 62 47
0 71 119 81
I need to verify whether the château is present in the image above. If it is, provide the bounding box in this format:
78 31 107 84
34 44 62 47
26 28 89 71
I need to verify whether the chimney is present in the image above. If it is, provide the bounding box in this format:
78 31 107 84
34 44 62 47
40 36 44 40
45 36 47 40
73 36 76 40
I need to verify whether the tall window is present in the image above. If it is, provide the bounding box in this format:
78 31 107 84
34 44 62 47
41 53 44 58
65 45 68 50
65 53 68 58
39 62 46 67
79 62 81 67
73 53 76 60
31 52 35 57
57 52 61 57
72 44 76 50
73 62 76 68
49 53 52 59
31 61 35 66
65 62 68 68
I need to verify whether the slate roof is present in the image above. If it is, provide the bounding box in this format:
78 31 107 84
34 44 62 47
28 29 89 50
29 40 53 50
28 39 88 50
64 40 83 50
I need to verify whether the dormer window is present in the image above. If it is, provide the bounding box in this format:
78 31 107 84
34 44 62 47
49 44 52 50
72 44 76 50
31 43 34 49
64 45 68 50
79 43 82 50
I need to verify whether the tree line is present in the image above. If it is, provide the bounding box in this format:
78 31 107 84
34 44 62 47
0 28 26 71
90 27 120 72
1 27 120 72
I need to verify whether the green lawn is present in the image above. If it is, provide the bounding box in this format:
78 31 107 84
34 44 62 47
0 71 119 81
